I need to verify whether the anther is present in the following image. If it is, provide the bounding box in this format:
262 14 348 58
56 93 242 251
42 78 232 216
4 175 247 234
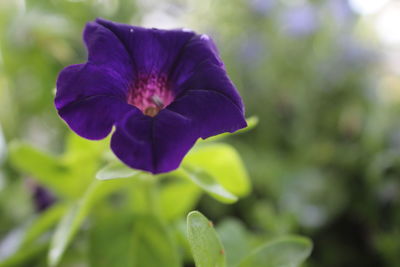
151 95 164 108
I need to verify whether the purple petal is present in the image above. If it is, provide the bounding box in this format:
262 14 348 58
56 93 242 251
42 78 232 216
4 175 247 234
175 60 244 112
111 109 197 174
54 21 137 140
84 21 134 82
95 18 196 75
55 63 133 140
169 34 224 90
167 90 247 139
59 95 132 140
55 63 128 108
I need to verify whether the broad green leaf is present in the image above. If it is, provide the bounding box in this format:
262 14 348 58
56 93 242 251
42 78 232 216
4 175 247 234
160 180 202 221
89 207 135 267
204 117 258 142
10 134 108 199
8 142 78 198
63 133 108 164
9 136 106 199
187 211 226 267
237 236 313 267
217 219 250 267
183 165 238 204
185 143 250 197
130 215 181 267
96 161 142 180
62 133 108 185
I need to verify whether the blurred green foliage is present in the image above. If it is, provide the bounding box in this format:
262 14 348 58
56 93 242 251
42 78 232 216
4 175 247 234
1 0 400 266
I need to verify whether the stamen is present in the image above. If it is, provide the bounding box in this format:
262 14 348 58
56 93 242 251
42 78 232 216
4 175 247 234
151 95 164 108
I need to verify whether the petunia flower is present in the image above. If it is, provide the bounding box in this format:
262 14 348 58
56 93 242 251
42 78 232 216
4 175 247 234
55 18 246 174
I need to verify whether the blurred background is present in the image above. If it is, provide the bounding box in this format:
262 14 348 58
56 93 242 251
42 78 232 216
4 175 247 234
1 0 400 266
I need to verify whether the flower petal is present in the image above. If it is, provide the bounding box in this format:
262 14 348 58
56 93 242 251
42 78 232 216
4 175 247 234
55 63 128 109
55 63 133 140
58 96 132 140
169 34 224 90
111 109 197 174
167 90 247 139
95 18 196 75
83 21 134 82
175 60 244 112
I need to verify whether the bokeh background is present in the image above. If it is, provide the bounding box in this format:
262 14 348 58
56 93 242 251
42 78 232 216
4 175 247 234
1 0 400 266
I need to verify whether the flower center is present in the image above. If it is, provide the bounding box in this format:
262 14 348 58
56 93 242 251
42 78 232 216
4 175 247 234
127 74 173 117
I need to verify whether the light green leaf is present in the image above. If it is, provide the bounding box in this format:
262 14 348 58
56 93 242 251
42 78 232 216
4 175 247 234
237 236 313 267
185 143 250 197
96 161 142 180
8 142 79 198
204 117 258 142
62 133 108 185
63 133 108 163
9 135 107 199
160 180 202 221
183 165 238 204
187 211 226 267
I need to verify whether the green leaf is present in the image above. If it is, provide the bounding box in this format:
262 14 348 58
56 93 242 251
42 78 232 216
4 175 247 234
185 143 251 197
8 142 78 198
0 242 47 267
130 215 181 267
48 178 133 267
217 219 251 267
237 236 313 267
48 181 100 267
187 211 226 267
89 207 135 267
204 116 258 142
183 165 238 204
62 133 108 185
22 203 68 246
96 161 142 180
9 135 107 199
160 180 202 221
63 133 108 164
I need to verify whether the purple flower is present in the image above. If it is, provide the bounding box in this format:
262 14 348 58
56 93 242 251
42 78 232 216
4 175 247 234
249 0 275 16
328 0 354 26
33 185 56 212
55 18 246 174
281 4 318 37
